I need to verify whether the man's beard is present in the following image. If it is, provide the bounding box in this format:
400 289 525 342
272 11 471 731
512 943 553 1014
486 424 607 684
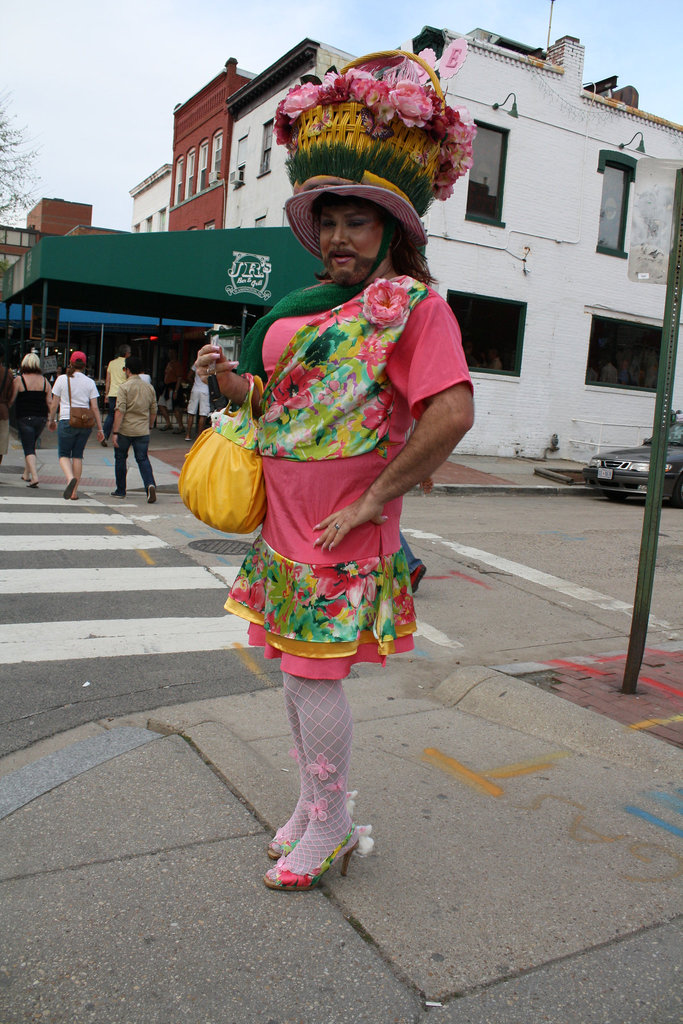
323 252 377 287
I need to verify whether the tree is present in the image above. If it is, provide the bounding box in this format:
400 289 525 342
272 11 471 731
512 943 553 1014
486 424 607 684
0 92 38 223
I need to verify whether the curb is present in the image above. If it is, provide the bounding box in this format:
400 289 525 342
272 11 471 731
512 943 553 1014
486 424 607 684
434 665 682 779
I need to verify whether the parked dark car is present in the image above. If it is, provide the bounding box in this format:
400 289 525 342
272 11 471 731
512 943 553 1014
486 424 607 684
583 421 683 506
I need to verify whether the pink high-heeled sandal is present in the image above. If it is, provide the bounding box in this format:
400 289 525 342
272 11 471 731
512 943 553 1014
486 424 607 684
264 828 357 891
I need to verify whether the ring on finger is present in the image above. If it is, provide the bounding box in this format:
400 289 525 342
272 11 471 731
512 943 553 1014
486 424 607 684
334 523 341 531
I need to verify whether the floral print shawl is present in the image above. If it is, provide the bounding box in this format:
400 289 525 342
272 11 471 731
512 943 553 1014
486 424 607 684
258 276 428 461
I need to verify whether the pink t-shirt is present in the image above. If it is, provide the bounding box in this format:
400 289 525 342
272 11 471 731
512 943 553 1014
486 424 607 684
259 288 472 565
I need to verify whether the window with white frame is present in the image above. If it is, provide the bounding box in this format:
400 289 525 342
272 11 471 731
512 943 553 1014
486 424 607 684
260 120 273 175
211 131 223 180
175 157 184 204
235 135 248 184
158 207 167 231
198 141 209 191
186 149 196 198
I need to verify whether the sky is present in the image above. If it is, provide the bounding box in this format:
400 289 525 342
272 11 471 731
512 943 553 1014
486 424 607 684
2 0 682 230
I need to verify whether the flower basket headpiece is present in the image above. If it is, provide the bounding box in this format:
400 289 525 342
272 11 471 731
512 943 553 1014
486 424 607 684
277 45 476 256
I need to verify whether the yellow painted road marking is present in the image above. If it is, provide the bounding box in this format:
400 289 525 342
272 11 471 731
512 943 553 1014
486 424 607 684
629 713 683 731
106 525 119 534
484 752 570 778
233 642 276 684
136 549 155 565
422 748 503 797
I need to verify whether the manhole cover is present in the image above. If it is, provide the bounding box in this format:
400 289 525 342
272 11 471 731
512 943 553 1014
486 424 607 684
188 539 252 555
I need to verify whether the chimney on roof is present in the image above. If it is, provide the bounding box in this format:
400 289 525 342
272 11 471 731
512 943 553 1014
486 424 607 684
547 35 585 84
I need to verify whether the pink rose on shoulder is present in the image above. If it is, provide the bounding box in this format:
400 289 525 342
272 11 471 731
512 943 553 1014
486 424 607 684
438 38 468 80
363 279 411 328
388 80 433 127
282 82 321 120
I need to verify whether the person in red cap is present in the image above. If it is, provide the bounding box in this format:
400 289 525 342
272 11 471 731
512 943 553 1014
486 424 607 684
48 351 105 499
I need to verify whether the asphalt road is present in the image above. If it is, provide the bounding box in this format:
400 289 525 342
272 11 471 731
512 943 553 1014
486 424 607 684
1 480 681 758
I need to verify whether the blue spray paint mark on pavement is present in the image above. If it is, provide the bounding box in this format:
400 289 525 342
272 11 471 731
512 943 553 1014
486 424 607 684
624 805 683 838
644 791 683 816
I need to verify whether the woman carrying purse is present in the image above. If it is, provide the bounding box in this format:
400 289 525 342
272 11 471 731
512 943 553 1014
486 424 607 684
48 351 105 499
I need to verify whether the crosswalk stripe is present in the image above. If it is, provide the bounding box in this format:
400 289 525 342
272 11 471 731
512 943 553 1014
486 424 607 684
0 616 249 663
0 496 103 506
0 565 238 594
1 535 168 551
0 513 132 525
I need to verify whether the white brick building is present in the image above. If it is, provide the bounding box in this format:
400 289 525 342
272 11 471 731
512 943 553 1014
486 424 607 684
130 164 172 233
224 29 683 459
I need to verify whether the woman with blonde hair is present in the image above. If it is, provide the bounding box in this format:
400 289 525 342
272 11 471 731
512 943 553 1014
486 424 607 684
48 352 104 499
10 352 53 487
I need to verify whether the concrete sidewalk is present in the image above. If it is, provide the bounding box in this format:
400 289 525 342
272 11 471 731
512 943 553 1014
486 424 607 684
1 421 590 497
2 426 680 1021
1 669 681 1022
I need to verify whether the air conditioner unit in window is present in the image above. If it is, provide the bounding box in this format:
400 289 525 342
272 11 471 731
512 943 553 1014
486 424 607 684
209 170 219 184
229 168 245 188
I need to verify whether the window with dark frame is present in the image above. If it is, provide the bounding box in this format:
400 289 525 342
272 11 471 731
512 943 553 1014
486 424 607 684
447 290 526 375
596 151 636 258
260 120 273 175
466 123 508 225
585 315 661 388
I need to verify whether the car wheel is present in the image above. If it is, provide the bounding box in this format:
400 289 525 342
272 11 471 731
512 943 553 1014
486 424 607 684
603 490 628 502
670 474 683 509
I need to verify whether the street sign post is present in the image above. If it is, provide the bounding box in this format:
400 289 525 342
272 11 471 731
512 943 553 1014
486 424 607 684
622 161 683 694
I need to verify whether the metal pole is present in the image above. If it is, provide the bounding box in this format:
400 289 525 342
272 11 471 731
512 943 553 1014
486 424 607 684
622 166 683 693
546 0 555 53
40 281 48 365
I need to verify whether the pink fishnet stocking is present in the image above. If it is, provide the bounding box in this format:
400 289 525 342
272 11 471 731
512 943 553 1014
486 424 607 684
277 672 353 877
272 682 315 847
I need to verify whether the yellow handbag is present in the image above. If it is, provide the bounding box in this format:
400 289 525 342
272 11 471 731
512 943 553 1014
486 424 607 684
178 375 266 534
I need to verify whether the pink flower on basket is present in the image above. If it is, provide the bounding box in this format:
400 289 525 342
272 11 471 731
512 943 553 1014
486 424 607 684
308 753 337 780
363 279 411 328
281 82 321 120
389 80 433 127
308 798 329 821
439 38 468 80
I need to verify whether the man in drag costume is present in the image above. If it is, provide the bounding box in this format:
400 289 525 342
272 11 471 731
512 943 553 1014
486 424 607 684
195 45 476 889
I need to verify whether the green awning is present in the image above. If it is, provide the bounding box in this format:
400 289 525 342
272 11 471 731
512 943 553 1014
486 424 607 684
2 227 320 323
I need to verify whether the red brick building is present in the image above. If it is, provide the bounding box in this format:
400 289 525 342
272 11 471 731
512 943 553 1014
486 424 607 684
26 198 93 235
169 57 252 232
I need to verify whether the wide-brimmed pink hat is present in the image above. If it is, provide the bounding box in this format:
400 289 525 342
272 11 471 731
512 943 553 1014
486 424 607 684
275 48 475 257
285 179 428 258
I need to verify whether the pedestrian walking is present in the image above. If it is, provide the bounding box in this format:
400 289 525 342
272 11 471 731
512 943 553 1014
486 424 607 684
184 356 210 440
10 352 53 487
102 344 131 445
0 350 13 470
110 356 158 503
194 49 475 891
48 351 104 500
156 348 184 433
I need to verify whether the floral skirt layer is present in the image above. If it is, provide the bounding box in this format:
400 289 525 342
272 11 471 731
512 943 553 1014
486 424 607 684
226 533 416 680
